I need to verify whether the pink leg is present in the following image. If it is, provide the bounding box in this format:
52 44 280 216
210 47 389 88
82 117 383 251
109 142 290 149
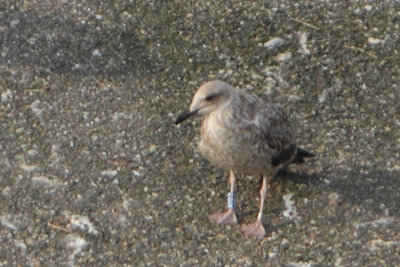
241 176 269 237
209 170 238 225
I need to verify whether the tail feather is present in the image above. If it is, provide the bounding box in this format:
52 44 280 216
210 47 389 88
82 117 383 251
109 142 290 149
292 147 315 164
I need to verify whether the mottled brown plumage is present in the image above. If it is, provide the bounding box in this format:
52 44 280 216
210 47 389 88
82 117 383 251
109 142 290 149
176 80 314 237
198 82 295 175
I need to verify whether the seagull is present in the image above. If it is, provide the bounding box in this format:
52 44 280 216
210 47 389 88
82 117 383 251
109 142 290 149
175 80 314 237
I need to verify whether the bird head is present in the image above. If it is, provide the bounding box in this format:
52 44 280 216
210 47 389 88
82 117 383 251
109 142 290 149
175 80 233 124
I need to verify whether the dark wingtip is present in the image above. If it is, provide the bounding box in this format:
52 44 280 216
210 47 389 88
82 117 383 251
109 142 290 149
292 147 315 164
298 148 315 158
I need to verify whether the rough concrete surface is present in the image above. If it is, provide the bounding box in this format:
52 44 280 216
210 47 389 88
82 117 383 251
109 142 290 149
0 1 399 266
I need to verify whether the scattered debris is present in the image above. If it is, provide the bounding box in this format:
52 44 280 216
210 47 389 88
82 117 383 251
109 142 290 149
70 215 98 235
283 193 298 219
318 79 343 103
0 214 17 231
276 52 292 62
367 37 385 46
263 37 285 50
298 32 310 55
64 234 88 264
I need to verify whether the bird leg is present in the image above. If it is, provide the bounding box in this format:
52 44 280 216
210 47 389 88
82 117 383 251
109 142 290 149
241 176 268 237
209 170 238 225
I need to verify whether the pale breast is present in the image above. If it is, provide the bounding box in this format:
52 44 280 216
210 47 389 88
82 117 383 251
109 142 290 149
198 106 276 176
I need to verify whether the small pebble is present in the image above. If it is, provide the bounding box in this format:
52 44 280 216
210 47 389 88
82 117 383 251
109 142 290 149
263 37 284 50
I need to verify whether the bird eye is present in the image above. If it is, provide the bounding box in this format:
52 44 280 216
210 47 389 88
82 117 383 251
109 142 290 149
205 92 222 101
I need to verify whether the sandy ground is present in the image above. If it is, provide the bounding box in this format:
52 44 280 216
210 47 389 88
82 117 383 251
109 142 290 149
1 1 399 266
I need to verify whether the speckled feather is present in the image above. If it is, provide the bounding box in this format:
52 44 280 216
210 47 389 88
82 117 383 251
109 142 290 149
198 81 296 176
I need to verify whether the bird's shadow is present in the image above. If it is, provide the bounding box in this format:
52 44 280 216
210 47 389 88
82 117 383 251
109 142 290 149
272 167 400 215
275 168 322 185
323 168 400 214
196 159 400 225
233 168 321 221
233 166 400 224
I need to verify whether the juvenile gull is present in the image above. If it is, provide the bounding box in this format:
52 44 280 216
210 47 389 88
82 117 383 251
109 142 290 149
176 80 314 237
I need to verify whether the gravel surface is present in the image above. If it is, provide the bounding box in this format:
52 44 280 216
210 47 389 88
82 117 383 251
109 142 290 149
1 1 399 266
